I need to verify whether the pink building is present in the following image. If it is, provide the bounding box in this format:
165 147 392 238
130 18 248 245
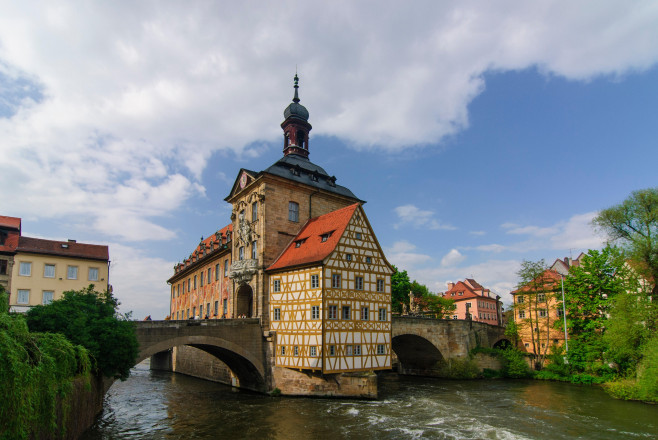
442 278 502 325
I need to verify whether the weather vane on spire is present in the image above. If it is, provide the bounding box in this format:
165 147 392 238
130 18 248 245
293 73 300 103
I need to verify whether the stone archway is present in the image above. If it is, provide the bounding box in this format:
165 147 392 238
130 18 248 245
236 284 253 318
392 334 445 376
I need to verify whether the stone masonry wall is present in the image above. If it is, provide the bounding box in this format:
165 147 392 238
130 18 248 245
272 366 377 398
172 345 236 386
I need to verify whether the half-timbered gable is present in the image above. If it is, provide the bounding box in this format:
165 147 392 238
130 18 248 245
267 203 393 373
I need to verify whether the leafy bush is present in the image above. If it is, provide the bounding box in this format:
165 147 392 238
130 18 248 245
26 285 138 380
636 335 658 402
500 348 532 378
439 358 480 379
0 288 90 440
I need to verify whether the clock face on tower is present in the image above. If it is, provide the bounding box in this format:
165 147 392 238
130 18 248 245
239 173 247 189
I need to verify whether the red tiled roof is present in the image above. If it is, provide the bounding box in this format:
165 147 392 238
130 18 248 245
511 269 561 294
0 215 21 230
0 232 19 253
16 236 109 261
267 204 359 271
189 224 233 260
465 278 483 289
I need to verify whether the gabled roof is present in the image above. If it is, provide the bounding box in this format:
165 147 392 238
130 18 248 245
267 204 359 272
0 215 21 231
188 224 233 261
511 269 561 294
443 279 497 301
16 236 109 261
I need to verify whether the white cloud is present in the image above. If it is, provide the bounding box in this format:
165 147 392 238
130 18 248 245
386 240 433 268
393 204 455 231
441 249 466 267
550 211 605 250
0 1 655 242
109 243 175 319
469 230 486 236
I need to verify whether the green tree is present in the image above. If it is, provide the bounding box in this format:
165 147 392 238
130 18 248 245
26 285 138 380
422 294 456 319
505 319 520 348
391 266 411 313
593 187 658 295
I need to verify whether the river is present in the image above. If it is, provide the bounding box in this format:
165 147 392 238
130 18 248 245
81 362 658 439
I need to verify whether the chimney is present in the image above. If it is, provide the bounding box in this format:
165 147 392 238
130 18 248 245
447 282 454 290
68 239 76 243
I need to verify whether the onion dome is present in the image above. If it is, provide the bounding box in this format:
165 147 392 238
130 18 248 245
283 74 309 121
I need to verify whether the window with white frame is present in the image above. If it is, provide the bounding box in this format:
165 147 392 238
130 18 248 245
538 293 546 302
273 279 280 292
377 344 385 355
379 308 387 321
354 345 361 355
361 306 369 320
294 346 299 356
332 273 341 288
19 262 31 276
273 308 281 321
311 274 319 289
517 295 525 304
17 289 29 304
44 264 55 278
88 267 99 281
311 305 320 320
310 346 317 357
67 265 78 280
376 279 384 292
518 310 526 319
539 309 547 317
288 201 299 222
355 276 363 290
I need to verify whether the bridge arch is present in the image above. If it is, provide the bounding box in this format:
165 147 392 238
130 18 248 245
134 321 267 392
392 334 445 375
492 338 512 350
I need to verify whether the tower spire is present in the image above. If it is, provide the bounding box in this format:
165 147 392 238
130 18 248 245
282 74 312 158
293 74 300 103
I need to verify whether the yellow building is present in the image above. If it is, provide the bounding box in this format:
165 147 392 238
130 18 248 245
267 204 393 373
9 236 109 313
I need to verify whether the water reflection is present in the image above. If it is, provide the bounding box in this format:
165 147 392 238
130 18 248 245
83 365 658 440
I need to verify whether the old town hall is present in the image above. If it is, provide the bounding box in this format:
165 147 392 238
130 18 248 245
168 76 393 392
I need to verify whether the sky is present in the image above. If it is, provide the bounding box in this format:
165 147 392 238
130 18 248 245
1 1 657 319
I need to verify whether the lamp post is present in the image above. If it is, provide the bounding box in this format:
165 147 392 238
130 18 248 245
560 274 569 354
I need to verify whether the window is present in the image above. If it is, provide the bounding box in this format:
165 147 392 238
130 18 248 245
328 305 337 319
379 308 387 321
252 202 258 222
346 345 353 356
295 239 305 248
224 259 229 276
273 308 281 321
355 232 362 240
294 346 299 356
366 257 372 264
200 304 204 318
557 309 564 317
194 275 197 289
0 259 6 275
17 289 29 304
345 254 352 261
311 305 320 319
452 315 458 320
19 262 31 276
311 274 319 289
214 301 219 316
187 278 191 292
539 309 547 318
525 343 530 348
200 272 204 287
538 293 546 302
517 295 525 304
329 345 336 356
377 344 385 355
223 299 228 316
208 268 212 283
354 345 361 355
67 265 78 280
361 307 369 320
192 307 196 318
376 279 384 292
177 284 180 297
88 267 99 281
310 346 317 357
252 240 257 259
42 264 55 278
239 247 244 261
332 273 341 288
273 279 281 292
215 264 220 281
458 292 463 296
281 346 286 356
355 276 363 290
518 310 526 319
288 201 299 222
342 305 350 320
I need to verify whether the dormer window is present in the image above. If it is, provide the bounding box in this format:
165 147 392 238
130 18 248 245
295 238 307 248
320 231 333 242
458 292 463 296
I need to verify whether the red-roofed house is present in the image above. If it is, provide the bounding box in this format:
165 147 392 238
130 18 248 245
267 203 394 373
0 215 21 293
4 217 110 313
442 279 502 325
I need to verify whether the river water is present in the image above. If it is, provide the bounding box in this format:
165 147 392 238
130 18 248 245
82 362 658 440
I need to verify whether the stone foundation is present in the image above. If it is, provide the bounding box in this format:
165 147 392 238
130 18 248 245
171 346 236 386
272 367 378 398
473 352 502 371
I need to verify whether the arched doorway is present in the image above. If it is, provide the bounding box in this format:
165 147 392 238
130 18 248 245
236 284 253 318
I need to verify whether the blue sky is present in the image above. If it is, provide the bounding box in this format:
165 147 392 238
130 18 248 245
1 1 657 318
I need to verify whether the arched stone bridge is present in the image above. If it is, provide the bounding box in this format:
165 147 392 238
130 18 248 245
133 317 509 392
